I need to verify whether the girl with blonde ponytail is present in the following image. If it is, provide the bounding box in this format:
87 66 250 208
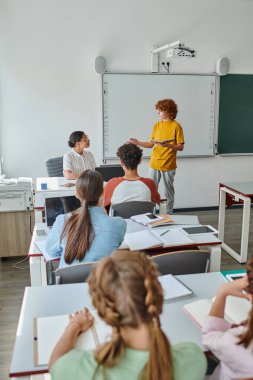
45 170 126 268
202 255 253 379
49 251 207 380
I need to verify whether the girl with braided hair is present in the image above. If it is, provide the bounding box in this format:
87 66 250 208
45 170 126 268
49 251 207 380
202 255 253 379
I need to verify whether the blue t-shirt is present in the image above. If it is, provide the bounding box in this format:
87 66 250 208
45 206 126 267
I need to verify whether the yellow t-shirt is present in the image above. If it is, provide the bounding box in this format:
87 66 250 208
150 120 184 171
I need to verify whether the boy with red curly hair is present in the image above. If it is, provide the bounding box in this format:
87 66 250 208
130 99 184 214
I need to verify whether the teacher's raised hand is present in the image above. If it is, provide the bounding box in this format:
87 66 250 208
128 138 140 145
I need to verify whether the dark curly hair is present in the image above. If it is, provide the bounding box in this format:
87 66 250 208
117 143 143 170
155 99 178 120
68 131 85 148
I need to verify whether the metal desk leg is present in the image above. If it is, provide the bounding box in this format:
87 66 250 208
218 187 226 242
219 186 250 263
29 256 48 286
240 197 251 262
203 245 221 272
40 256 48 286
29 256 42 287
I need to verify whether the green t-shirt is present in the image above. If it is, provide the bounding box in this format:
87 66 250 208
50 342 207 380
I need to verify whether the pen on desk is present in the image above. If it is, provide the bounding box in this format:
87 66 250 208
160 229 170 237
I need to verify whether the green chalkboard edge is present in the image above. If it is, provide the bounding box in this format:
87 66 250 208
217 74 253 155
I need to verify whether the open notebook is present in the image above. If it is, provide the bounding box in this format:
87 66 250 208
124 228 194 251
34 310 112 366
183 296 251 328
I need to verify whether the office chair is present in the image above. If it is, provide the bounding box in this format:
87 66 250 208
45 156 64 177
54 261 97 284
151 250 210 276
110 201 156 219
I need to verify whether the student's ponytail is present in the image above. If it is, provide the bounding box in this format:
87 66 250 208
61 170 103 264
62 201 92 264
144 263 173 380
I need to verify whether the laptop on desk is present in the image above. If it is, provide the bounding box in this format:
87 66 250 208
36 195 81 239
45 196 81 228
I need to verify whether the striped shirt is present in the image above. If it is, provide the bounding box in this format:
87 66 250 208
63 149 96 175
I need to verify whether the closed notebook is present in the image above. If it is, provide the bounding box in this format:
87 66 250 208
130 213 168 227
34 310 112 366
183 296 251 328
147 214 174 228
124 228 193 251
158 274 193 301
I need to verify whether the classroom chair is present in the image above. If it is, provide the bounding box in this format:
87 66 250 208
54 261 97 284
150 250 210 276
110 201 156 219
45 156 64 177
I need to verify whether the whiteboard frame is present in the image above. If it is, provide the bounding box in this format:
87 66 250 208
102 72 217 160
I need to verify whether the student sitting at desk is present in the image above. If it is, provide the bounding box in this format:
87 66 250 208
45 170 126 268
104 143 160 209
49 251 207 380
63 131 96 179
202 255 253 380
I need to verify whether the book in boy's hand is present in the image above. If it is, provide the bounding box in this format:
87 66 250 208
183 296 251 328
150 138 175 144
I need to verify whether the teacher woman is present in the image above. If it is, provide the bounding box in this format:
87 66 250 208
63 131 96 180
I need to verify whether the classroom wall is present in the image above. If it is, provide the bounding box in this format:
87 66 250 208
1 0 253 208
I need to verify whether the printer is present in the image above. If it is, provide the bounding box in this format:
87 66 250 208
0 177 33 212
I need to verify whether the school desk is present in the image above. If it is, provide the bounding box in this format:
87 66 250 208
35 177 76 222
28 220 222 286
9 272 226 379
218 181 253 263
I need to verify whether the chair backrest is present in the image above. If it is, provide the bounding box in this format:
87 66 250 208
151 250 210 276
55 261 96 284
45 156 64 177
110 201 156 219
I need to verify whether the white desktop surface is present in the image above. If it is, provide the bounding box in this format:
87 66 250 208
28 220 222 286
35 177 76 209
31 220 221 256
10 272 226 378
36 177 76 192
221 181 253 196
126 219 221 245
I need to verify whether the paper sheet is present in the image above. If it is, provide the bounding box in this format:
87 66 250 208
151 228 194 246
35 310 112 366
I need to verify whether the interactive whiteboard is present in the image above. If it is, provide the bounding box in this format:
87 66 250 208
102 73 216 159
